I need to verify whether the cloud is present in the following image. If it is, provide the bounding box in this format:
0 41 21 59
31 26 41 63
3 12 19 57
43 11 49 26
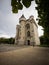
0 34 10 38
0 30 10 38
38 25 44 36
0 0 43 38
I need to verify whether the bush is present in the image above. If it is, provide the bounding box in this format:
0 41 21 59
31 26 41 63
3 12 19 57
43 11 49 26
39 36 49 46
0 37 15 44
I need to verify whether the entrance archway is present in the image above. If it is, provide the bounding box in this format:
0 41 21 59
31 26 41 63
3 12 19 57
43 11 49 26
27 40 30 45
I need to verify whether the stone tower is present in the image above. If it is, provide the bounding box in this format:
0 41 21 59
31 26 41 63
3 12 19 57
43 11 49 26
15 15 40 45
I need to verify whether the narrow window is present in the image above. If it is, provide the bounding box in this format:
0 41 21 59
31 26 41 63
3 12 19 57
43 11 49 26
26 24 30 29
27 31 30 37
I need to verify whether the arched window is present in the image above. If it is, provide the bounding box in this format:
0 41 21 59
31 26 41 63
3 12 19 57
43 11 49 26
27 31 30 37
26 24 30 29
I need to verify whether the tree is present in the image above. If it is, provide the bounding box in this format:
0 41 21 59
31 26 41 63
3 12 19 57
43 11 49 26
11 0 34 13
11 0 49 44
35 0 49 43
0 37 15 44
40 36 49 46
8 38 15 44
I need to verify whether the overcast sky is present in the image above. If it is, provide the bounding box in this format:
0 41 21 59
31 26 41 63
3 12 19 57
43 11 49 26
0 0 43 38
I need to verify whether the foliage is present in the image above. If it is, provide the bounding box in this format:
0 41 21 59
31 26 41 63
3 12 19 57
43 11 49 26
40 36 49 46
11 0 34 13
0 37 15 44
11 0 49 45
35 0 49 40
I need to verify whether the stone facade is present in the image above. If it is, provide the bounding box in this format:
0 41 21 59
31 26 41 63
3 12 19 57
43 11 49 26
15 15 40 46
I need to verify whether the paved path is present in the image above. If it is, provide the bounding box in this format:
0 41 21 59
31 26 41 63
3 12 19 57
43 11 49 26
0 44 29 52
0 45 49 65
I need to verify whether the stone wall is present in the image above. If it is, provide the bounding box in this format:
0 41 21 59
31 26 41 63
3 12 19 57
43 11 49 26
15 15 40 46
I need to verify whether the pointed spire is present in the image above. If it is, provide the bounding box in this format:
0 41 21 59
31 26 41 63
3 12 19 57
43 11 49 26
21 14 25 18
19 14 26 23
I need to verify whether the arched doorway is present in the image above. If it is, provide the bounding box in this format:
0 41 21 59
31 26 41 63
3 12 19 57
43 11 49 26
27 40 30 45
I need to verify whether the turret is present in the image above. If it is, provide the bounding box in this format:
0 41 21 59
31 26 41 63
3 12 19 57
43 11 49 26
29 15 34 20
19 15 26 23
29 15 38 28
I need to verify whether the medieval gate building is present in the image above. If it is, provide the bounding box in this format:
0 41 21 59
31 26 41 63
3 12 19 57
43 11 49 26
15 15 40 45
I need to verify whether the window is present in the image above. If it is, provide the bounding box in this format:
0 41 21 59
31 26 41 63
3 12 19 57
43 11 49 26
32 30 34 32
26 24 30 29
27 31 30 37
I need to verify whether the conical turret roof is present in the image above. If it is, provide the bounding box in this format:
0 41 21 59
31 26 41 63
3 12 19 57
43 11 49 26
21 15 25 18
19 14 26 23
